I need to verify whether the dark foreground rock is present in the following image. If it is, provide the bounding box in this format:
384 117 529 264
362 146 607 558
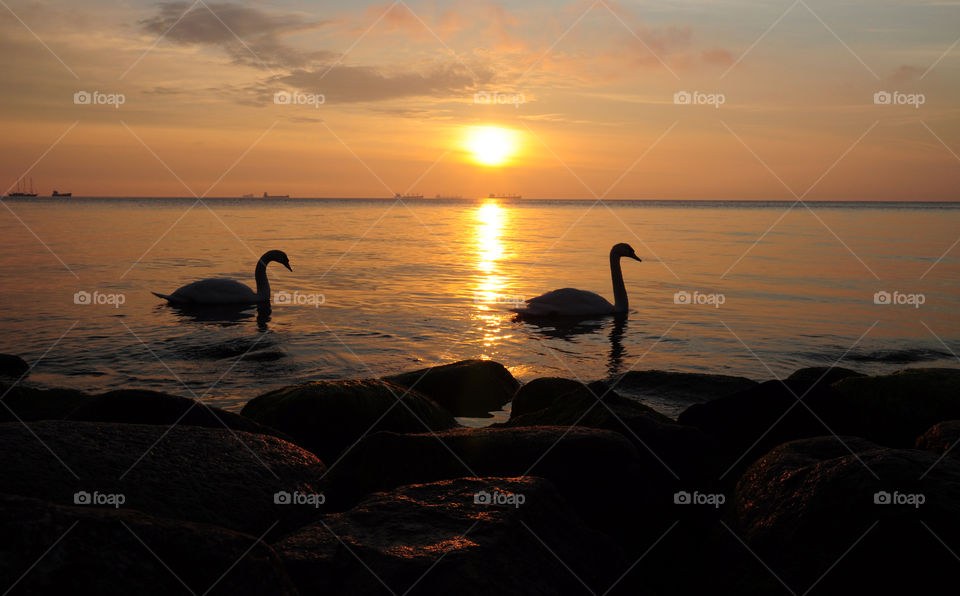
677 369 862 475
505 378 707 479
324 426 680 545
0 421 326 536
915 420 960 458
615 369 758 413
0 385 291 442
0 354 29 378
734 436 960 594
384 359 519 417
0 493 297 596
833 368 960 447
241 379 457 462
276 477 629 596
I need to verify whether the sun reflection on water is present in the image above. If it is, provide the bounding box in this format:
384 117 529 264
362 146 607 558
471 201 515 349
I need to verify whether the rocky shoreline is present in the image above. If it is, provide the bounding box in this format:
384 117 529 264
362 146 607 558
2 356 960 594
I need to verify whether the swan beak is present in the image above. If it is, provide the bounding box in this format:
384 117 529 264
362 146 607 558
284 263 292 271
630 255 642 262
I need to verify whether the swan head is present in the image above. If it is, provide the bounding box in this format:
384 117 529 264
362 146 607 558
260 250 292 271
611 243 642 262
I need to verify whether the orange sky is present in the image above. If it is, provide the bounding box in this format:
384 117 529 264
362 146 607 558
0 0 958 200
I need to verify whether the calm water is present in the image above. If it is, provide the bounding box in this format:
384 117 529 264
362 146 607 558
1 198 957 415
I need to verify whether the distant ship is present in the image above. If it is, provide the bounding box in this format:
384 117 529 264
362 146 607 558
241 193 254 198
263 192 290 198
394 193 424 199
52 190 72 197
488 193 522 199
434 194 463 199
7 178 37 197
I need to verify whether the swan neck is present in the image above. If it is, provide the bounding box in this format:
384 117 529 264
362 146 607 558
255 259 270 300
610 253 628 312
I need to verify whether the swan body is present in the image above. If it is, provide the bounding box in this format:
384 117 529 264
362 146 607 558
513 243 641 318
153 250 291 305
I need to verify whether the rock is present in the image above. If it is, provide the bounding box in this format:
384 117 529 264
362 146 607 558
0 493 297 595
786 366 864 386
0 421 326 537
241 379 456 463
66 389 293 442
915 420 960 458
384 359 519 417
834 368 960 447
0 353 29 378
677 373 857 475
505 379 706 479
734 436 960 593
0 383 88 423
276 477 627 596
615 370 759 416
324 426 677 544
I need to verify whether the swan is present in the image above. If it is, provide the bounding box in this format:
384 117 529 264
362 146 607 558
512 243 642 317
152 250 292 305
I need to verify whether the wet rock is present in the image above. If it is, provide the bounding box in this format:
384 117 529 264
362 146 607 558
506 379 706 479
915 420 960 458
384 359 519 417
66 389 293 442
0 354 29 378
786 366 864 386
0 493 297 596
324 426 676 544
241 379 456 463
734 436 960 594
276 477 628 596
0 383 88 423
616 369 758 411
0 421 326 536
834 368 960 447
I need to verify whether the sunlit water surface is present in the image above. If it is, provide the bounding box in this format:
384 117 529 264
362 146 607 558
1 198 957 415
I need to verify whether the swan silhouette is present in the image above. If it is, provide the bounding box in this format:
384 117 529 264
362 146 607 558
512 243 642 317
152 250 292 305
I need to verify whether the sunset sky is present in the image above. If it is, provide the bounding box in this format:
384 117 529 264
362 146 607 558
1 0 957 200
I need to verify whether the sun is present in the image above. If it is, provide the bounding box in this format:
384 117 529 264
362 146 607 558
465 126 518 167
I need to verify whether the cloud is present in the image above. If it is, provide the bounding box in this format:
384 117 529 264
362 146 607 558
259 62 476 104
140 2 335 68
701 48 734 67
885 65 924 86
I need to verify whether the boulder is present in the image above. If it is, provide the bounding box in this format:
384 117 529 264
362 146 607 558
0 493 297 595
786 366 864 386
734 436 960 593
324 426 678 544
0 383 88 422
276 477 628 596
833 368 960 447
0 353 29 378
677 372 858 475
0 421 326 537
66 389 293 442
915 420 960 458
384 359 519 417
505 379 706 479
241 379 456 463
615 370 759 417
